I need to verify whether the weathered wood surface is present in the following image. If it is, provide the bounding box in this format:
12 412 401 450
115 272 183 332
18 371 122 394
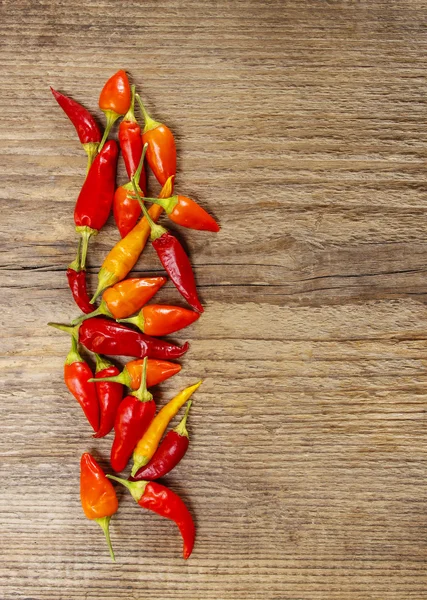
1 1 427 598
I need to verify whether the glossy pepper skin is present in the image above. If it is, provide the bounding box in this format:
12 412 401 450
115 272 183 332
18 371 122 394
110 358 155 472
108 477 195 559
131 178 204 313
93 354 123 439
66 241 93 314
50 87 101 170
63 337 99 432
74 140 118 270
91 176 174 303
119 304 199 337
118 84 147 194
131 400 192 481
131 381 202 476
49 317 190 360
73 276 166 325
145 194 220 232
91 358 181 390
136 94 176 186
98 69 131 152
80 453 118 561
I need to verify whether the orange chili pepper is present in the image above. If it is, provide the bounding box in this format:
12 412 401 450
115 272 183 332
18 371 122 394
98 69 131 152
92 358 182 390
73 277 166 324
80 453 118 561
119 304 200 337
91 176 174 302
136 94 176 187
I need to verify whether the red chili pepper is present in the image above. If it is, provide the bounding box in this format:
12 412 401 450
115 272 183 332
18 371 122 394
110 358 156 472
50 87 101 171
131 176 204 313
113 142 147 238
63 337 99 432
80 453 118 561
119 84 147 193
142 194 220 232
119 305 200 336
74 140 118 270
49 317 190 360
136 94 176 187
108 476 195 559
93 354 123 439
91 358 181 390
98 69 131 152
66 240 93 314
130 400 192 481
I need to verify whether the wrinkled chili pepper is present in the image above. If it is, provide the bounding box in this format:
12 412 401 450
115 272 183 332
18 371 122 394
90 176 174 302
66 240 93 314
50 87 101 172
98 69 131 152
130 400 192 481
119 84 146 193
49 317 190 360
110 358 156 472
107 476 195 559
63 336 99 431
80 453 118 561
136 94 176 187
91 358 181 390
131 380 201 476
131 176 204 313
74 140 118 270
93 354 123 439
119 304 199 336
73 276 166 325
142 193 220 232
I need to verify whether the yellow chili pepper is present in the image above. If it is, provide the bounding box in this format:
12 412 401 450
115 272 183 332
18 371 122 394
131 380 202 476
91 176 174 303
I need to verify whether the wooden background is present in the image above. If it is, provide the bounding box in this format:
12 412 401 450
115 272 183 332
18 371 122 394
1 1 427 598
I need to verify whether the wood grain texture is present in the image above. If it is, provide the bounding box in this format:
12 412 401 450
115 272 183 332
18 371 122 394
1 0 427 598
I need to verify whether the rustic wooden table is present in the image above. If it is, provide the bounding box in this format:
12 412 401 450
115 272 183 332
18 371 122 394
2 1 427 598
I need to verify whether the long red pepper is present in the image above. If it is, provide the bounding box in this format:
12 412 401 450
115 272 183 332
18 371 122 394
93 354 123 439
49 317 190 360
107 476 195 559
131 174 203 313
50 87 101 172
110 358 155 472
119 304 200 336
136 94 176 187
66 240 93 314
63 337 99 432
90 358 181 390
118 84 147 193
130 400 192 481
74 140 118 270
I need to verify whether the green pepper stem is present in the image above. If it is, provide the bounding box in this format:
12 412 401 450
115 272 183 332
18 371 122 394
130 195 177 215
174 400 192 438
98 110 119 153
130 357 152 402
130 177 167 241
94 516 115 562
132 142 148 184
68 239 83 272
90 268 118 304
71 299 111 326
75 226 97 270
122 84 137 123
135 94 161 134
48 322 79 341
88 367 130 387
117 310 145 333
95 353 113 373
82 142 99 175
64 336 82 365
106 475 147 502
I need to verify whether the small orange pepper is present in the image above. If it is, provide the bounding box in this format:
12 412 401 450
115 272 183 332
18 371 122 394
98 69 131 152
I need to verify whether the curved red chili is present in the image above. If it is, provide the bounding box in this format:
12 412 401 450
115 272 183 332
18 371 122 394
66 241 93 314
93 354 123 439
49 317 190 360
110 358 155 472
130 400 191 481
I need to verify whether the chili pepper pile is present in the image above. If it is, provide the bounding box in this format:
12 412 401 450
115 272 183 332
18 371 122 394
49 70 219 561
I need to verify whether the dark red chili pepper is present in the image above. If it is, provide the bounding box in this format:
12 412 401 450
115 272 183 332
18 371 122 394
131 177 203 313
118 85 147 194
66 240 93 314
74 140 118 270
48 317 190 360
63 336 99 432
50 87 102 171
130 400 192 481
110 358 156 472
107 477 195 559
93 354 123 439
